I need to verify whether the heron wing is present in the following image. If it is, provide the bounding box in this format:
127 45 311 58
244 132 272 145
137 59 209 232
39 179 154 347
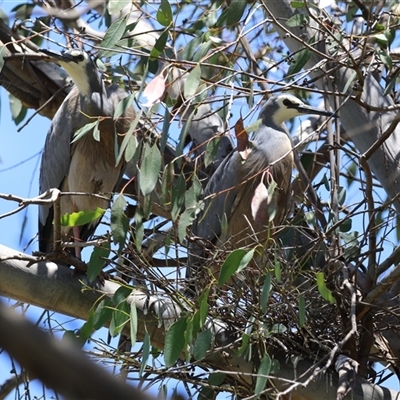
192 150 241 244
38 87 81 252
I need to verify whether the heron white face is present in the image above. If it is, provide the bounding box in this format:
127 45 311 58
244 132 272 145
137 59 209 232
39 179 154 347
57 50 93 97
272 94 310 125
270 94 332 126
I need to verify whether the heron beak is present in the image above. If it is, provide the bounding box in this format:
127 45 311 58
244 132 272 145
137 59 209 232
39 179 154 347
40 49 76 63
294 104 333 118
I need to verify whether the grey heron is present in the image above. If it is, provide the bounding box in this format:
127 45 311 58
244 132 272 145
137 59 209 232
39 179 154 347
38 49 136 259
188 94 332 289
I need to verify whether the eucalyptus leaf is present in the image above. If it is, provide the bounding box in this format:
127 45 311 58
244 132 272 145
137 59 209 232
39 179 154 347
60 208 104 227
164 317 188 367
140 142 162 196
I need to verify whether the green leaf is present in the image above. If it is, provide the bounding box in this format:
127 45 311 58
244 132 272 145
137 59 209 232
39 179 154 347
338 186 346 206
78 318 94 344
339 218 352 233
178 209 195 244
113 285 132 305
114 93 136 119
261 273 271 314
377 49 393 70
71 119 100 143
181 35 203 61
384 71 398 96
215 0 247 27
171 172 186 221
255 354 271 398
343 70 358 94
193 329 212 360
109 301 130 337
115 109 141 165
219 248 255 286
286 14 309 27
156 0 173 27
290 1 306 8
198 289 209 327
274 259 281 282
9 94 27 125
161 162 174 206
208 372 226 385
192 40 212 63
99 14 129 56
140 332 151 376
60 207 104 227
164 317 188 367
287 47 312 78
150 29 169 60
316 272 335 303
87 242 111 283
110 195 130 253
184 64 202 98
298 295 306 327
270 323 287 334
93 298 113 330
107 0 130 15
99 37 135 58
236 333 250 357
130 299 137 348
185 174 203 209
92 120 100 141
198 387 215 400
205 137 221 167
140 142 162 196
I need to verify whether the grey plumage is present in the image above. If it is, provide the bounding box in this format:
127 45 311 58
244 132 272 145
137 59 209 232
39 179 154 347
38 49 136 254
188 94 332 287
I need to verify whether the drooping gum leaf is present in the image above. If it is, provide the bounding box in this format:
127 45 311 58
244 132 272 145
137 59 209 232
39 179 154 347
87 242 111 283
114 93 136 119
140 332 150 376
316 272 335 303
99 14 129 55
71 119 100 144
193 329 212 360
204 137 221 167
164 317 187 367
110 194 129 253
109 301 130 337
60 207 104 227
156 0 173 27
219 248 255 286
150 29 169 60
215 0 247 27
92 298 113 330
286 14 309 27
107 0 129 15
254 354 271 398
184 64 202 98
140 142 162 196
115 109 141 165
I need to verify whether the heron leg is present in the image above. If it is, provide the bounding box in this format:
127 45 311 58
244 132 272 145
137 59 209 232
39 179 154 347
72 225 82 259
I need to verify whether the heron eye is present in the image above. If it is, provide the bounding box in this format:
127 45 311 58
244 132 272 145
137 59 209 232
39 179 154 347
282 99 293 107
76 54 84 62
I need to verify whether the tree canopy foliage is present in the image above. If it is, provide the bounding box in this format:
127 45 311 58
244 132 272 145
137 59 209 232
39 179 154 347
2 1 400 399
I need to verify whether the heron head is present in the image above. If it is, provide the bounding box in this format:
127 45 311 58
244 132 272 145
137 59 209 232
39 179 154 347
263 94 332 126
40 48 100 97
